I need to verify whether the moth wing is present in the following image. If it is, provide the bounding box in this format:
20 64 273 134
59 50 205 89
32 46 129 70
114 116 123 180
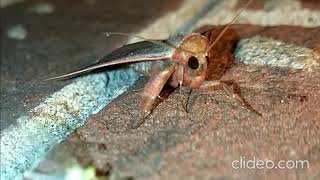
45 41 174 80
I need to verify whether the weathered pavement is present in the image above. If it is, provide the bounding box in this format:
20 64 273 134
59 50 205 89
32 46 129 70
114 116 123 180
1 0 320 179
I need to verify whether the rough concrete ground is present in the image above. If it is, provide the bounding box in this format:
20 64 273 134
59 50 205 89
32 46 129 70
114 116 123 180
0 0 182 130
1 0 320 179
60 1 319 179
1 0 183 179
55 25 320 180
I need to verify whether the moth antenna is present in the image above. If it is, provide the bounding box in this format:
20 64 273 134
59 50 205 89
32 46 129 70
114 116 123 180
206 0 253 53
44 56 170 81
105 32 196 55
105 32 178 50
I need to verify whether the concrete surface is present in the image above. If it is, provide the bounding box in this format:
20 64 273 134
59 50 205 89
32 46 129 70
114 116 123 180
1 0 320 180
56 25 320 180
1 0 184 179
1 0 182 130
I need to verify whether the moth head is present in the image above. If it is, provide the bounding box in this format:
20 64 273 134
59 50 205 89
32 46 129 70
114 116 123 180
172 33 209 89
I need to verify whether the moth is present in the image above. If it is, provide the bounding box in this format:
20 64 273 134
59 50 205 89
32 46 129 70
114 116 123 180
47 0 259 119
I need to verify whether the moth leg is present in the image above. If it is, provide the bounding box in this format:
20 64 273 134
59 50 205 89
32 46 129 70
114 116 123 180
184 89 193 113
132 64 176 128
199 80 262 116
199 80 224 93
132 64 168 93
141 64 176 113
157 95 165 100
169 65 189 113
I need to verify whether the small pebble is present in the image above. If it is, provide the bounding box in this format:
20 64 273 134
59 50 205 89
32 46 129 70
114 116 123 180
7 25 27 40
27 3 55 14
235 36 320 71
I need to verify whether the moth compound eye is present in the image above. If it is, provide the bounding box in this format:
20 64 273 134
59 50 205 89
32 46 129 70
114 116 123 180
188 56 199 70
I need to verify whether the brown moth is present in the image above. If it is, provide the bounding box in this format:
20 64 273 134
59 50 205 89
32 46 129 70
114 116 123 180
46 0 259 120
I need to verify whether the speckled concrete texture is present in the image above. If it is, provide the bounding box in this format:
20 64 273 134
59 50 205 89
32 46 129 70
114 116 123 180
236 36 320 70
1 69 138 180
59 25 320 180
2 0 320 179
1 0 183 179
55 1 319 179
